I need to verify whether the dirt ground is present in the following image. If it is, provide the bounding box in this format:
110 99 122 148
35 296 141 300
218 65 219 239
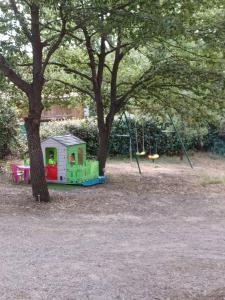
1 154 225 300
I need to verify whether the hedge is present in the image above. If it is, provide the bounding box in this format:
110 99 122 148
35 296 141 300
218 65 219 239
37 117 225 157
15 117 225 159
0 101 18 158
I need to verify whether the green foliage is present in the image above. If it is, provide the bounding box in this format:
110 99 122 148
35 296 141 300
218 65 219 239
36 117 223 157
13 116 224 159
48 0 225 126
202 126 225 156
40 119 99 157
110 117 207 156
1 0 225 131
0 99 18 158
40 120 70 139
211 138 225 156
2 0 225 163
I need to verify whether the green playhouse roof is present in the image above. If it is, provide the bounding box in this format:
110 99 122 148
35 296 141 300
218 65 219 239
44 134 86 146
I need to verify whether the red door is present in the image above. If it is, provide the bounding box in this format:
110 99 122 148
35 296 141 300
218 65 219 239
46 164 57 180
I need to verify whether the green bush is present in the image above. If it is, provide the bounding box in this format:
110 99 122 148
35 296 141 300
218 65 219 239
16 116 225 159
40 119 99 157
38 117 206 157
0 100 19 158
205 126 225 156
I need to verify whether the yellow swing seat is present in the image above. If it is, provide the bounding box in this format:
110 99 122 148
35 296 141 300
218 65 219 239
148 153 159 161
136 151 146 156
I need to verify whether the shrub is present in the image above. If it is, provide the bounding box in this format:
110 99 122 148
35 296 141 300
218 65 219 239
38 117 205 157
201 126 225 156
40 118 99 157
16 116 225 159
0 100 19 158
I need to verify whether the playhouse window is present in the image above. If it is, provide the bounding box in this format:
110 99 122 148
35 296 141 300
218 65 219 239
69 153 75 165
78 147 83 165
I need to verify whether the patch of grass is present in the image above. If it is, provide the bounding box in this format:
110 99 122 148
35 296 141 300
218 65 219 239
47 183 78 191
155 155 190 166
109 155 189 164
200 175 225 187
208 152 225 160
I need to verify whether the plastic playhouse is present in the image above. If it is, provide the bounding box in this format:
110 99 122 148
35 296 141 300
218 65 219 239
41 134 106 186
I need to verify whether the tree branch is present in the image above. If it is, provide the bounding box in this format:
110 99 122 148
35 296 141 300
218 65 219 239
116 69 155 111
65 31 84 43
104 63 112 74
156 37 222 61
55 79 94 99
0 55 31 94
49 62 92 81
105 43 131 56
97 31 106 88
111 32 124 103
116 81 133 88
82 27 98 88
30 3 43 84
42 3 67 73
17 63 33 67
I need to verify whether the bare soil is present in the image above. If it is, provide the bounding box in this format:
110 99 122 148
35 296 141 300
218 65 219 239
1 154 225 300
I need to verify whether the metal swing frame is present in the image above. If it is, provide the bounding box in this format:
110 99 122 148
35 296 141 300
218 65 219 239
168 113 193 169
135 120 146 156
109 112 142 174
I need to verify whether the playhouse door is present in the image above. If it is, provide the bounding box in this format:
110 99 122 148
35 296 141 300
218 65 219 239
46 164 57 180
45 147 58 180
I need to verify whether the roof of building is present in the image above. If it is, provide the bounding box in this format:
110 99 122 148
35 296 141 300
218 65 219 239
43 134 86 146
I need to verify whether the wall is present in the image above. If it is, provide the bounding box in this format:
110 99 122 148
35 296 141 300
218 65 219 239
41 105 84 120
20 104 84 121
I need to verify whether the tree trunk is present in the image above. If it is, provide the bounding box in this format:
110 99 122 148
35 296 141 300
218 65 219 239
98 126 110 176
97 111 115 176
25 116 50 202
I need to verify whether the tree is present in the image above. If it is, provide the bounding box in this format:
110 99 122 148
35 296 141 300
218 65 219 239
0 0 69 201
50 0 225 175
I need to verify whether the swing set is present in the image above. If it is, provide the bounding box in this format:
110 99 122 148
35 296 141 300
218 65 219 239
135 122 146 156
110 112 193 175
135 120 159 162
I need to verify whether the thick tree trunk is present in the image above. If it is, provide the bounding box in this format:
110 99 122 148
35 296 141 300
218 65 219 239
25 116 50 202
97 111 115 176
98 127 110 176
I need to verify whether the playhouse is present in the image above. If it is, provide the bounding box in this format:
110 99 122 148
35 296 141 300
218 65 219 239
41 134 104 185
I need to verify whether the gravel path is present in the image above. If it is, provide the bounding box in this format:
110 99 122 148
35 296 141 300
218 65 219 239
1 156 225 300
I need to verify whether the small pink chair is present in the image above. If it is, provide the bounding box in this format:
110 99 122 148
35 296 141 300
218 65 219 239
11 164 24 184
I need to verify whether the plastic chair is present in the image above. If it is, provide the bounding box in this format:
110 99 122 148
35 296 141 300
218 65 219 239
11 164 24 183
